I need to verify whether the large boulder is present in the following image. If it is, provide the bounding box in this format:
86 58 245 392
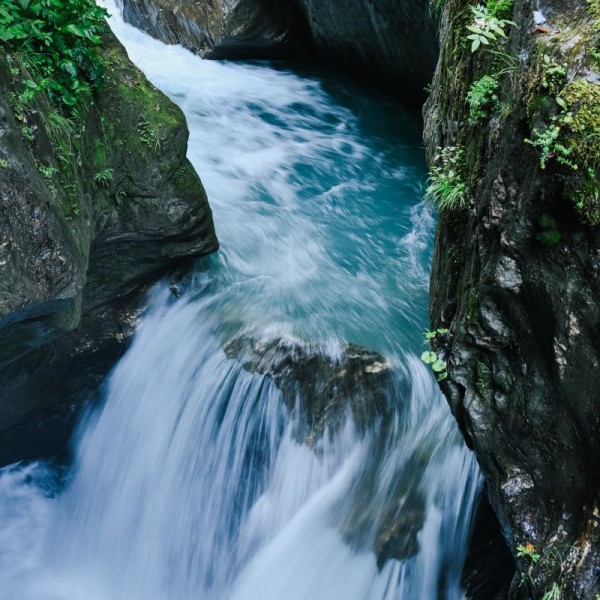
0 34 218 465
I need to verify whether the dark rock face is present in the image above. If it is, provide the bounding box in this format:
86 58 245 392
297 0 438 102
225 334 427 565
462 492 513 600
0 34 218 465
424 0 600 597
120 0 310 60
119 0 438 102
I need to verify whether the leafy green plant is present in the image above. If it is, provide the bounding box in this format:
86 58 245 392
486 0 513 19
422 328 449 382
0 0 109 111
20 124 35 142
138 116 161 150
39 164 56 180
466 4 515 53
466 74 500 121
541 55 567 93
0 159 8 168
525 125 576 170
517 543 541 563
421 351 448 381
541 582 561 600
426 146 468 210
94 168 113 186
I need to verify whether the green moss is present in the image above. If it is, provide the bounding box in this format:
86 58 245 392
536 215 562 245
560 80 600 224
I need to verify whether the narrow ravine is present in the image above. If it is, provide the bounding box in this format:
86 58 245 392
0 3 480 599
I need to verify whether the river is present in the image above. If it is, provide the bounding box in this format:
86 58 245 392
0 3 480 598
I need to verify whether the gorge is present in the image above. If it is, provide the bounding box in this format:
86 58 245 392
0 0 599 598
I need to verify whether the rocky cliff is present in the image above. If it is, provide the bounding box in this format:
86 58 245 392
424 0 600 597
119 0 438 102
0 33 218 465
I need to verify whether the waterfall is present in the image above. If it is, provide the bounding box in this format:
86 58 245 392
0 3 481 598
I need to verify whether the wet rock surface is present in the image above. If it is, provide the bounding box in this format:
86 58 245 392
120 0 438 103
424 0 600 596
0 34 218 465
225 334 430 566
224 335 394 442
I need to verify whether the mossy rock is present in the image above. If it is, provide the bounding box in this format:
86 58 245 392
561 80 600 224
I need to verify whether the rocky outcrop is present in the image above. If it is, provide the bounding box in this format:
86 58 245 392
225 334 428 565
119 0 438 102
424 0 600 597
120 0 311 59
0 33 218 465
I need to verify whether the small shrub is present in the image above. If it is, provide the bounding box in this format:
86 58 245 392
94 168 113 186
466 74 500 121
466 4 515 53
426 146 468 210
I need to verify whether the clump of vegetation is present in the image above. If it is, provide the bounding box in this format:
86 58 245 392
486 0 513 19
466 74 500 121
517 542 540 562
466 4 515 53
137 116 162 150
426 146 468 210
540 55 567 93
94 168 113 186
0 0 109 110
422 328 449 382
560 80 600 224
527 79 600 224
525 124 575 170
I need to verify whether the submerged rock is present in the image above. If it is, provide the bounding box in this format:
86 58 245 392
0 33 218 465
120 0 438 103
225 334 429 565
224 335 393 442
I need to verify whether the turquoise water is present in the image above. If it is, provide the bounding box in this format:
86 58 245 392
137 40 432 354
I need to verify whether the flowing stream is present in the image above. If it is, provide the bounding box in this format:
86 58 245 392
0 3 481 598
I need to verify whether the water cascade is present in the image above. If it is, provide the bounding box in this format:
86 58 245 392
0 3 480 598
